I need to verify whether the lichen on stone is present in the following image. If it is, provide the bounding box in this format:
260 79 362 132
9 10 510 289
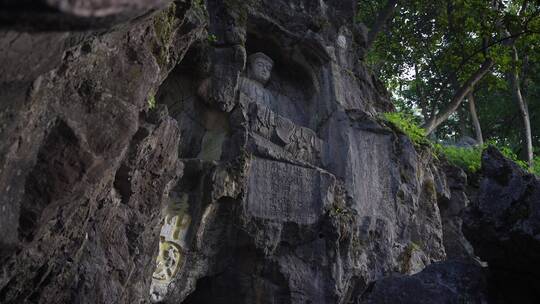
400 241 424 274
152 2 177 67
147 92 156 109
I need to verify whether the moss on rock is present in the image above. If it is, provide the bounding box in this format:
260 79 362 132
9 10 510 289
152 2 177 67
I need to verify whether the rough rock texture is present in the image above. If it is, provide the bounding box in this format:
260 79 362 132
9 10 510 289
1 0 540 304
359 147 540 304
438 164 476 260
464 147 540 303
362 260 490 304
0 0 172 30
0 1 206 302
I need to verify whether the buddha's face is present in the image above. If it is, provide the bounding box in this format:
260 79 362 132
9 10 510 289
250 57 273 85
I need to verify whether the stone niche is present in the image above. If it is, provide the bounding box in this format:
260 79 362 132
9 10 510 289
155 46 230 161
149 46 233 302
242 33 316 128
241 33 324 165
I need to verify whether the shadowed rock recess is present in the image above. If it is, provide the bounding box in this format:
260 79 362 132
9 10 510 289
1 1 539 303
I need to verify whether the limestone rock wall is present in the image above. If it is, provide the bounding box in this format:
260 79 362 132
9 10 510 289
0 2 206 302
3 1 537 304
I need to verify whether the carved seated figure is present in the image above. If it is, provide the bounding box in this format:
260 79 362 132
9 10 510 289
239 52 274 106
239 52 322 164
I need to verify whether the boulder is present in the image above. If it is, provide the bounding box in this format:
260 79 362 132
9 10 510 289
464 146 540 303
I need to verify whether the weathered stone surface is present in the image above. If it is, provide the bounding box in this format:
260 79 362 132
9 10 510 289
362 260 490 304
0 0 172 31
0 106 183 303
2 0 540 303
246 158 334 224
464 146 540 303
0 2 205 303
438 164 476 260
0 0 445 302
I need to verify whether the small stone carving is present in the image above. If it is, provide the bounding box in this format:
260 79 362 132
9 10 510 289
150 194 191 302
152 240 183 282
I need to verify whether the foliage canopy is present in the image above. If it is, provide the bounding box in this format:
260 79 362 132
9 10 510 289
360 0 540 168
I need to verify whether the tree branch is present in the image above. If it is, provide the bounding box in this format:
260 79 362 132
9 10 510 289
423 59 494 134
456 29 535 72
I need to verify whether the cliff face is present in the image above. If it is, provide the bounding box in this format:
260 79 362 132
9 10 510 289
0 1 539 304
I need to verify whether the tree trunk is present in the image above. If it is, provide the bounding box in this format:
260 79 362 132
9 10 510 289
509 45 534 166
423 59 493 134
414 64 430 120
467 91 484 145
458 106 469 138
366 0 399 50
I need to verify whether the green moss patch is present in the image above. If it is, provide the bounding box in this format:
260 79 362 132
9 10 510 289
152 3 177 67
381 112 539 175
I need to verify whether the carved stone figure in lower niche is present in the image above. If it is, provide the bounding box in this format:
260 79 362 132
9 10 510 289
152 240 183 282
239 52 274 106
149 193 191 303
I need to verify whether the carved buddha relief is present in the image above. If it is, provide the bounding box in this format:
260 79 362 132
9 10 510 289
248 52 273 84
239 51 323 164
239 51 312 126
152 240 183 282
239 52 274 106
149 194 191 302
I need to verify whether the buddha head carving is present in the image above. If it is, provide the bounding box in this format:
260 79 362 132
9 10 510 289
247 52 274 85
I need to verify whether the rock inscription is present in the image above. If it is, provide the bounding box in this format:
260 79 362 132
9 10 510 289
247 158 332 224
